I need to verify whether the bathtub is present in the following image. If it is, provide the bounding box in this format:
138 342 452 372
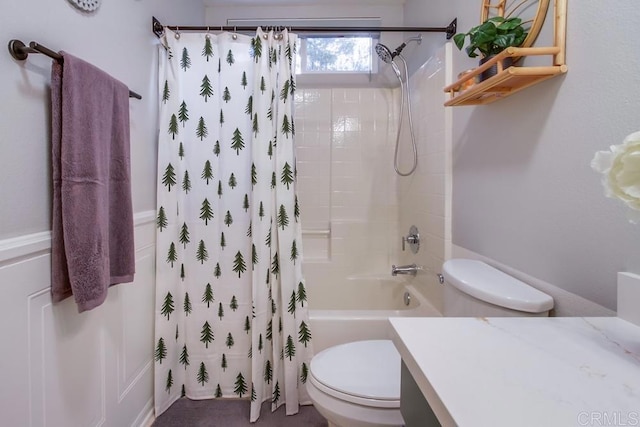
308 276 441 352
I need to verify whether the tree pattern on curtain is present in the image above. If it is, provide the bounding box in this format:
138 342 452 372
154 28 312 423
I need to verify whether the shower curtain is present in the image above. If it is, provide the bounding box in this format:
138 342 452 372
154 28 312 422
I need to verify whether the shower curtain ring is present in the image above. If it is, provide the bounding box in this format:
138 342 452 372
206 26 211 39
232 26 238 40
175 27 180 40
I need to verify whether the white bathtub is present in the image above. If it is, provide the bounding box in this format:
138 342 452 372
308 277 441 352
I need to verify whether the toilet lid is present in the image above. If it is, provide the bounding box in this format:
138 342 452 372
309 340 400 406
443 259 554 313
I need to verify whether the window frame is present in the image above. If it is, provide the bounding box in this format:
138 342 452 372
295 34 380 75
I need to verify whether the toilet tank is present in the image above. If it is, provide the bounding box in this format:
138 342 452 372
442 259 554 317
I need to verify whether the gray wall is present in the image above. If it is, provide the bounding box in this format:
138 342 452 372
0 0 205 240
404 0 640 310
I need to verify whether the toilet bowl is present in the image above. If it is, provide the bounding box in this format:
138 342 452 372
307 259 554 427
307 340 404 427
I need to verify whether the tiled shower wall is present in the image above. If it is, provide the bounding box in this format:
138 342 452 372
295 45 452 312
294 88 402 308
397 44 452 314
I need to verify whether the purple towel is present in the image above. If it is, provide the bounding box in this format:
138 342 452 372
51 53 135 312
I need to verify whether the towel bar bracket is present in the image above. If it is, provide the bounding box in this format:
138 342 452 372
8 39 29 61
9 40 62 62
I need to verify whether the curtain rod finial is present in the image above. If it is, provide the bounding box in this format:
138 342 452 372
153 17 164 38
446 18 457 40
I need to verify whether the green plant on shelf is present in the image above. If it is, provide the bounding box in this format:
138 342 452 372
453 16 528 58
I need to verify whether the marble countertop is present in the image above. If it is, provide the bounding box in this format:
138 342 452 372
390 316 640 427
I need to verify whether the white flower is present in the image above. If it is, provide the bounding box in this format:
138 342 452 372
591 131 640 223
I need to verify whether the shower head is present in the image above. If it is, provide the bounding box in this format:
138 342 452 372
375 43 395 64
375 35 423 64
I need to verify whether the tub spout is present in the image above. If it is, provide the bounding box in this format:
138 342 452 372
391 264 418 276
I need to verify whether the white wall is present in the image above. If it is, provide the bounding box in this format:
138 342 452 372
403 0 640 311
0 0 204 425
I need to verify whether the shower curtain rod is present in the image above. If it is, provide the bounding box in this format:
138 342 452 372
152 17 457 40
8 39 142 100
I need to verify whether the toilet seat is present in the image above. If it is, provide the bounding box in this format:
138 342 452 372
309 340 401 409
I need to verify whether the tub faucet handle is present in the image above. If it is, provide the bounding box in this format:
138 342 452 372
392 264 418 276
402 225 420 254
402 234 418 250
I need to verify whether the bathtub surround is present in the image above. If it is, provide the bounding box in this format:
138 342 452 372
309 283 440 353
294 46 452 315
397 44 453 314
51 53 135 312
154 29 312 422
295 87 402 308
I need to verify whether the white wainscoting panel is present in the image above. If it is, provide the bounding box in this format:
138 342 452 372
0 210 156 427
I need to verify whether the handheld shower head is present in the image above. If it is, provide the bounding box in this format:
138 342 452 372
375 35 423 64
374 43 394 64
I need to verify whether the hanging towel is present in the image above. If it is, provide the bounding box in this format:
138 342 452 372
51 52 135 312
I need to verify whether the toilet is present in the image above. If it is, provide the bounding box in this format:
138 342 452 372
307 340 404 427
306 259 554 427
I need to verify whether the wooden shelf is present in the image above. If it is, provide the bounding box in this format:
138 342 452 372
444 47 568 106
444 0 567 107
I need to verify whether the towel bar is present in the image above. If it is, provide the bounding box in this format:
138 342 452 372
8 39 142 100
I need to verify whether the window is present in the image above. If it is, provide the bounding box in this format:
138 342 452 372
227 18 381 76
296 36 378 74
